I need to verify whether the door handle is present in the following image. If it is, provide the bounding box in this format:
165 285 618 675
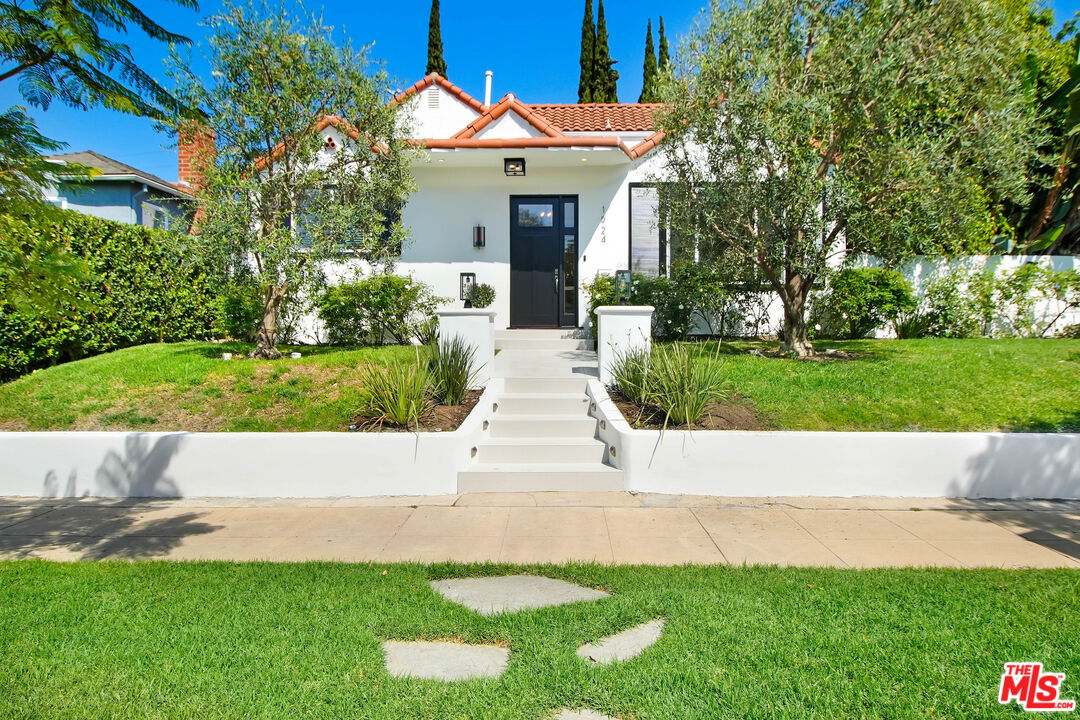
554 268 560 294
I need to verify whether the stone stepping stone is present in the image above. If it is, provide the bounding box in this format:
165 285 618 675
381 640 509 681
430 575 609 616
553 709 620 720
576 618 665 665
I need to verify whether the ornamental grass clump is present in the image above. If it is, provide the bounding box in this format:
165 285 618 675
358 357 433 429
609 345 652 407
649 344 730 426
609 343 730 426
430 335 479 406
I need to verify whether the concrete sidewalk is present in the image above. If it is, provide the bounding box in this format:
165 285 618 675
1 493 1077 568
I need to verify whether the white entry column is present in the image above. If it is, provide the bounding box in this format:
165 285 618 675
595 305 654 385
437 309 496 387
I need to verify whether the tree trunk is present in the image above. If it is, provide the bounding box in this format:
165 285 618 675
249 284 286 359
778 275 814 357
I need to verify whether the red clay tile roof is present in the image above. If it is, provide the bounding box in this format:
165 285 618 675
394 73 486 113
422 136 626 151
529 103 663 133
453 95 565 139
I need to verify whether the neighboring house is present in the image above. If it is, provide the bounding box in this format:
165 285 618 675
44 150 193 231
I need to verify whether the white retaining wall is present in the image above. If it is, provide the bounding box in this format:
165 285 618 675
0 381 502 499
587 379 1080 499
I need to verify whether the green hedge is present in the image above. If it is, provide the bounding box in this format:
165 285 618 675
0 206 216 380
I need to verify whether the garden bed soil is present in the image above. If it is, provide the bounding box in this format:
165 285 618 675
610 391 770 431
349 389 483 433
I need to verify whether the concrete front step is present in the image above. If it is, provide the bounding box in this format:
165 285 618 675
489 415 598 438
503 377 589 394
497 393 590 415
495 329 589 340
475 437 608 464
495 337 596 351
457 463 624 493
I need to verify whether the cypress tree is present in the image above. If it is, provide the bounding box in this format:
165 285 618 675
426 0 448 77
594 0 619 102
657 15 670 72
577 0 595 103
639 19 658 103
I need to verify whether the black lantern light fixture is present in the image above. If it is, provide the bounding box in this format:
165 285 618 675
615 269 632 305
503 157 525 176
473 224 486 248
460 272 477 307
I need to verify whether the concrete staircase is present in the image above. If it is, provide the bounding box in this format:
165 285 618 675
457 330 621 493
493 328 595 351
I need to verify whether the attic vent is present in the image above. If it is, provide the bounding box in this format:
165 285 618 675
427 86 439 109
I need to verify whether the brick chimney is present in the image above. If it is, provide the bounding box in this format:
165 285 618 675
177 123 215 191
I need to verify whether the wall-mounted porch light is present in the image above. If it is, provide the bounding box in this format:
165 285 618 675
503 157 525 176
460 272 477 307
473 224 486 248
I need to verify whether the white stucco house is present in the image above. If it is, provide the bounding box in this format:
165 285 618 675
303 72 670 332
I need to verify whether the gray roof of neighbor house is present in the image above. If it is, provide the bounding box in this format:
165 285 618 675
45 150 192 198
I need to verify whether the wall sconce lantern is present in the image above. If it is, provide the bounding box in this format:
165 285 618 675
473 224 486 248
460 272 477 307
615 269 632 305
503 157 525 176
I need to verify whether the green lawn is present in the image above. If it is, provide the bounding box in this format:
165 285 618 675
2 338 1078 432
689 338 1080 432
0 342 421 431
1 561 1076 719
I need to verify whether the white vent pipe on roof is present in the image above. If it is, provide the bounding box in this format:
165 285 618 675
484 71 493 108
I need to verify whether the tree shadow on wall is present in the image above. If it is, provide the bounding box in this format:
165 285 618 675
2 434 221 560
947 430 1080 562
94 433 185 498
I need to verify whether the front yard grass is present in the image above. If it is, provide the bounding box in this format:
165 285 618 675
1 560 1076 719
686 338 1080 432
0 342 422 431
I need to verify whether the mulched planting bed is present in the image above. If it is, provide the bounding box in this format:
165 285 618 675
348 389 483 432
609 390 770 431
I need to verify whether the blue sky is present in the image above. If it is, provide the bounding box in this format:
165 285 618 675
3 0 1079 181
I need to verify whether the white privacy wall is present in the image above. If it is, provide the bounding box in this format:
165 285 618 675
854 254 1080 336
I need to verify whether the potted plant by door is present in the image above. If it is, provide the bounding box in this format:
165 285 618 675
467 283 496 309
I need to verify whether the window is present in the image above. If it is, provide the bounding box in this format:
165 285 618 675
629 185 667 277
518 203 554 227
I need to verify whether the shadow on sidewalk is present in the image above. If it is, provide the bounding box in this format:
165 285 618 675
946 498 1080 562
0 499 221 560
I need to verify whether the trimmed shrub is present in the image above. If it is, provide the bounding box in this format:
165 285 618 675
467 283 495 309
924 272 982 338
317 273 446 345
212 278 263 342
585 263 733 340
812 267 915 339
430 335 479 405
0 206 216 380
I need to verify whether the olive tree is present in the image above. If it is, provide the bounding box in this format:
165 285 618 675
167 2 416 358
658 0 1040 355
